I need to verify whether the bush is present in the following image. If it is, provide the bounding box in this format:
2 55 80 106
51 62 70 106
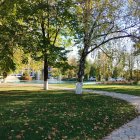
132 81 138 85
102 81 136 85
20 73 32 81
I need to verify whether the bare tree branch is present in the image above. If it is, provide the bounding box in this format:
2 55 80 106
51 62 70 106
99 47 112 58
87 34 139 54
52 27 61 46
94 22 140 39
88 8 104 39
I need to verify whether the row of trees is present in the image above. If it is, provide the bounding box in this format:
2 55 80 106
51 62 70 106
59 42 140 82
0 0 139 94
84 47 140 82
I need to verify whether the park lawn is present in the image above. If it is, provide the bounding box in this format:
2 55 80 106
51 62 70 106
50 83 75 88
51 83 140 96
83 84 140 96
0 86 139 140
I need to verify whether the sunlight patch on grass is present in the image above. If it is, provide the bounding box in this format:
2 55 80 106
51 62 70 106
83 85 140 96
10 100 32 106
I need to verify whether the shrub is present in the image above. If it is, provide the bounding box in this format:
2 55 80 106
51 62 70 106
20 73 32 81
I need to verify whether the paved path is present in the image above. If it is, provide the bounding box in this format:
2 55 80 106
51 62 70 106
87 90 140 140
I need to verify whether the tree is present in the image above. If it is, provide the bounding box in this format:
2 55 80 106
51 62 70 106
89 65 96 79
133 39 140 55
0 0 23 78
16 0 75 90
13 49 43 78
84 60 91 80
66 55 78 78
103 40 128 79
75 0 140 94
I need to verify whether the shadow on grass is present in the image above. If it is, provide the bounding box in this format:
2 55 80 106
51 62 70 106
0 89 138 140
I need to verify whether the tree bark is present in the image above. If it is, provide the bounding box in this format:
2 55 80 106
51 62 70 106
76 27 89 94
76 51 87 94
44 54 48 90
41 16 49 90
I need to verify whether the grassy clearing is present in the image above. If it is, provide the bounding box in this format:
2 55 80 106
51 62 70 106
83 84 140 96
51 83 140 96
0 85 138 140
50 83 75 88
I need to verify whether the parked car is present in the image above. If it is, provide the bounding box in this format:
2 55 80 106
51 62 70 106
89 77 96 81
116 77 125 81
108 78 116 82
11 74 22 78
15 74 22 78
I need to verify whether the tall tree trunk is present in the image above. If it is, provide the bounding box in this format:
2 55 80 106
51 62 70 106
75 0 92 94
44 54 48 90
76 30 89 94
41 16 49 90
3 72 7 83
76 52 86 94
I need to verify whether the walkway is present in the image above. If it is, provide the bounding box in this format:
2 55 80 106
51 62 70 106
87 90 140 140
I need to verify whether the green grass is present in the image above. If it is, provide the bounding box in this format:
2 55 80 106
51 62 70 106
51 83 140 96
0 85 138 140
50 83 75 88
83 84 140 96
